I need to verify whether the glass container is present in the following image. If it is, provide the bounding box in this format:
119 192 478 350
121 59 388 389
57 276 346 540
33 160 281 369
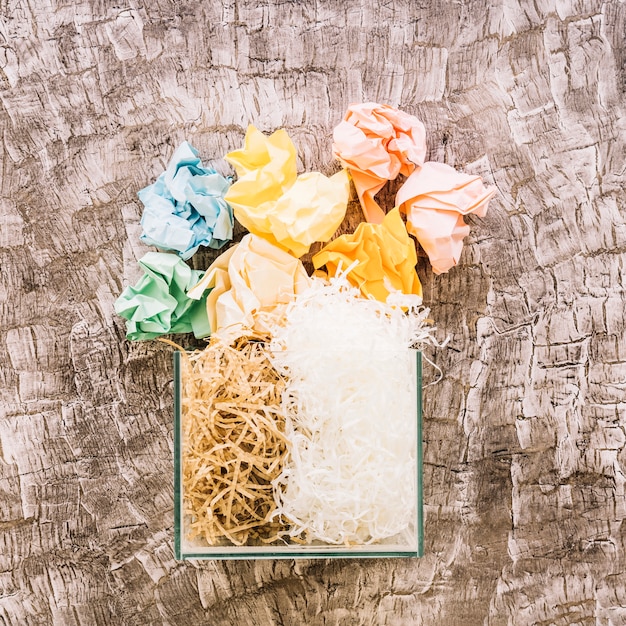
174 347 423 559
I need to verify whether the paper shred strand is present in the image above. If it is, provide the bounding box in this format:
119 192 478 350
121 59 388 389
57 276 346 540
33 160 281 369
267 272 437 545
180 339 290 546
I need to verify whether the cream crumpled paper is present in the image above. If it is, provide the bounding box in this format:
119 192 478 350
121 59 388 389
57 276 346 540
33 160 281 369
187 234 311 342
312 207 422 303
395 161 495 274
225 125 349 257
333 103 427 224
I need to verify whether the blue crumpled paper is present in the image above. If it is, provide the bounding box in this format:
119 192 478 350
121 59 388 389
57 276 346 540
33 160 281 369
139 141 234 260
114 252 212 340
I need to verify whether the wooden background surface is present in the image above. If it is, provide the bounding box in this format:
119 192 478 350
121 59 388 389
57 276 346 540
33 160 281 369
1 1 625 624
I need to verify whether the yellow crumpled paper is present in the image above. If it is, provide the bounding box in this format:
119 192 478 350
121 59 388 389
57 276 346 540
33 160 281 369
395 161 495 274
226 125 296 199
312 207 422 303
225 125 350 257
187 234 311 342
333 103 427 224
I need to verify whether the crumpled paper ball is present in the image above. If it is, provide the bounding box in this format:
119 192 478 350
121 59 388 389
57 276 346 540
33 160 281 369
312 207 422 303
139 141 234 260
226 125 297 194
114 252 211 340
225 126 349 257
333 103 427 224
188 234 311 342
395 161 495 274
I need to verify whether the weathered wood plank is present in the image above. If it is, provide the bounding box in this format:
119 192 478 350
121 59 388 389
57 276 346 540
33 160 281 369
0 0 625 624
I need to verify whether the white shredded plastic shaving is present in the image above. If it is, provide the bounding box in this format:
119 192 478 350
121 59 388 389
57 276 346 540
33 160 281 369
268 271 438 545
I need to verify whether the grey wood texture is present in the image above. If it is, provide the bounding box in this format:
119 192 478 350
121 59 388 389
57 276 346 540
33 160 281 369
1 1 625 624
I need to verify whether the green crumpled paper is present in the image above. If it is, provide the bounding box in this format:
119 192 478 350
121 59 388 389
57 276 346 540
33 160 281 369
114 252 211 340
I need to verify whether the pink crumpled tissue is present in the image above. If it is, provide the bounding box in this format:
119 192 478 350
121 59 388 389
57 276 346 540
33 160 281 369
395 161 496 274
333 103 427 224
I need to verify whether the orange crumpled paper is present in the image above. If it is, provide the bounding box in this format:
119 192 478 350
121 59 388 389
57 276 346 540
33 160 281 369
187 234 311 342
225 125 349 257
312 207 422 303
395 161 496 274
333 103 427 224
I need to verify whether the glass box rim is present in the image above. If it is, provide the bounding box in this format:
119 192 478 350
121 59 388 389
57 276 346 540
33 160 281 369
173 348 423 560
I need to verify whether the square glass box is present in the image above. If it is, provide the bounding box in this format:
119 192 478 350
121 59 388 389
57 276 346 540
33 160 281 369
173 348 423 559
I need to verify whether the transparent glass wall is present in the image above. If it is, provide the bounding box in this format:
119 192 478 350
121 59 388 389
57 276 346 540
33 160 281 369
174 348 423 559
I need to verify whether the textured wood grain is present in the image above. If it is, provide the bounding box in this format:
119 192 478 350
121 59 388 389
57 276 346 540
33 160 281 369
0 1 625 624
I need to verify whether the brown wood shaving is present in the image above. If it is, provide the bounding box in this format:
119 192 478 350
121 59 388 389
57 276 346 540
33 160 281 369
180 339 289 546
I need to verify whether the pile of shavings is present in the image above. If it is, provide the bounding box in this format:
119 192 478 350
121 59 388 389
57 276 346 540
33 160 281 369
180 339 289 546
267 272 433 545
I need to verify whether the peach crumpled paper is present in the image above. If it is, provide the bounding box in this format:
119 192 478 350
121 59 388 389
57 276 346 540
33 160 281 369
187 233 311 341
333 103 427 224
312 207 422 303
225 125 349 257
395 161 496 274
